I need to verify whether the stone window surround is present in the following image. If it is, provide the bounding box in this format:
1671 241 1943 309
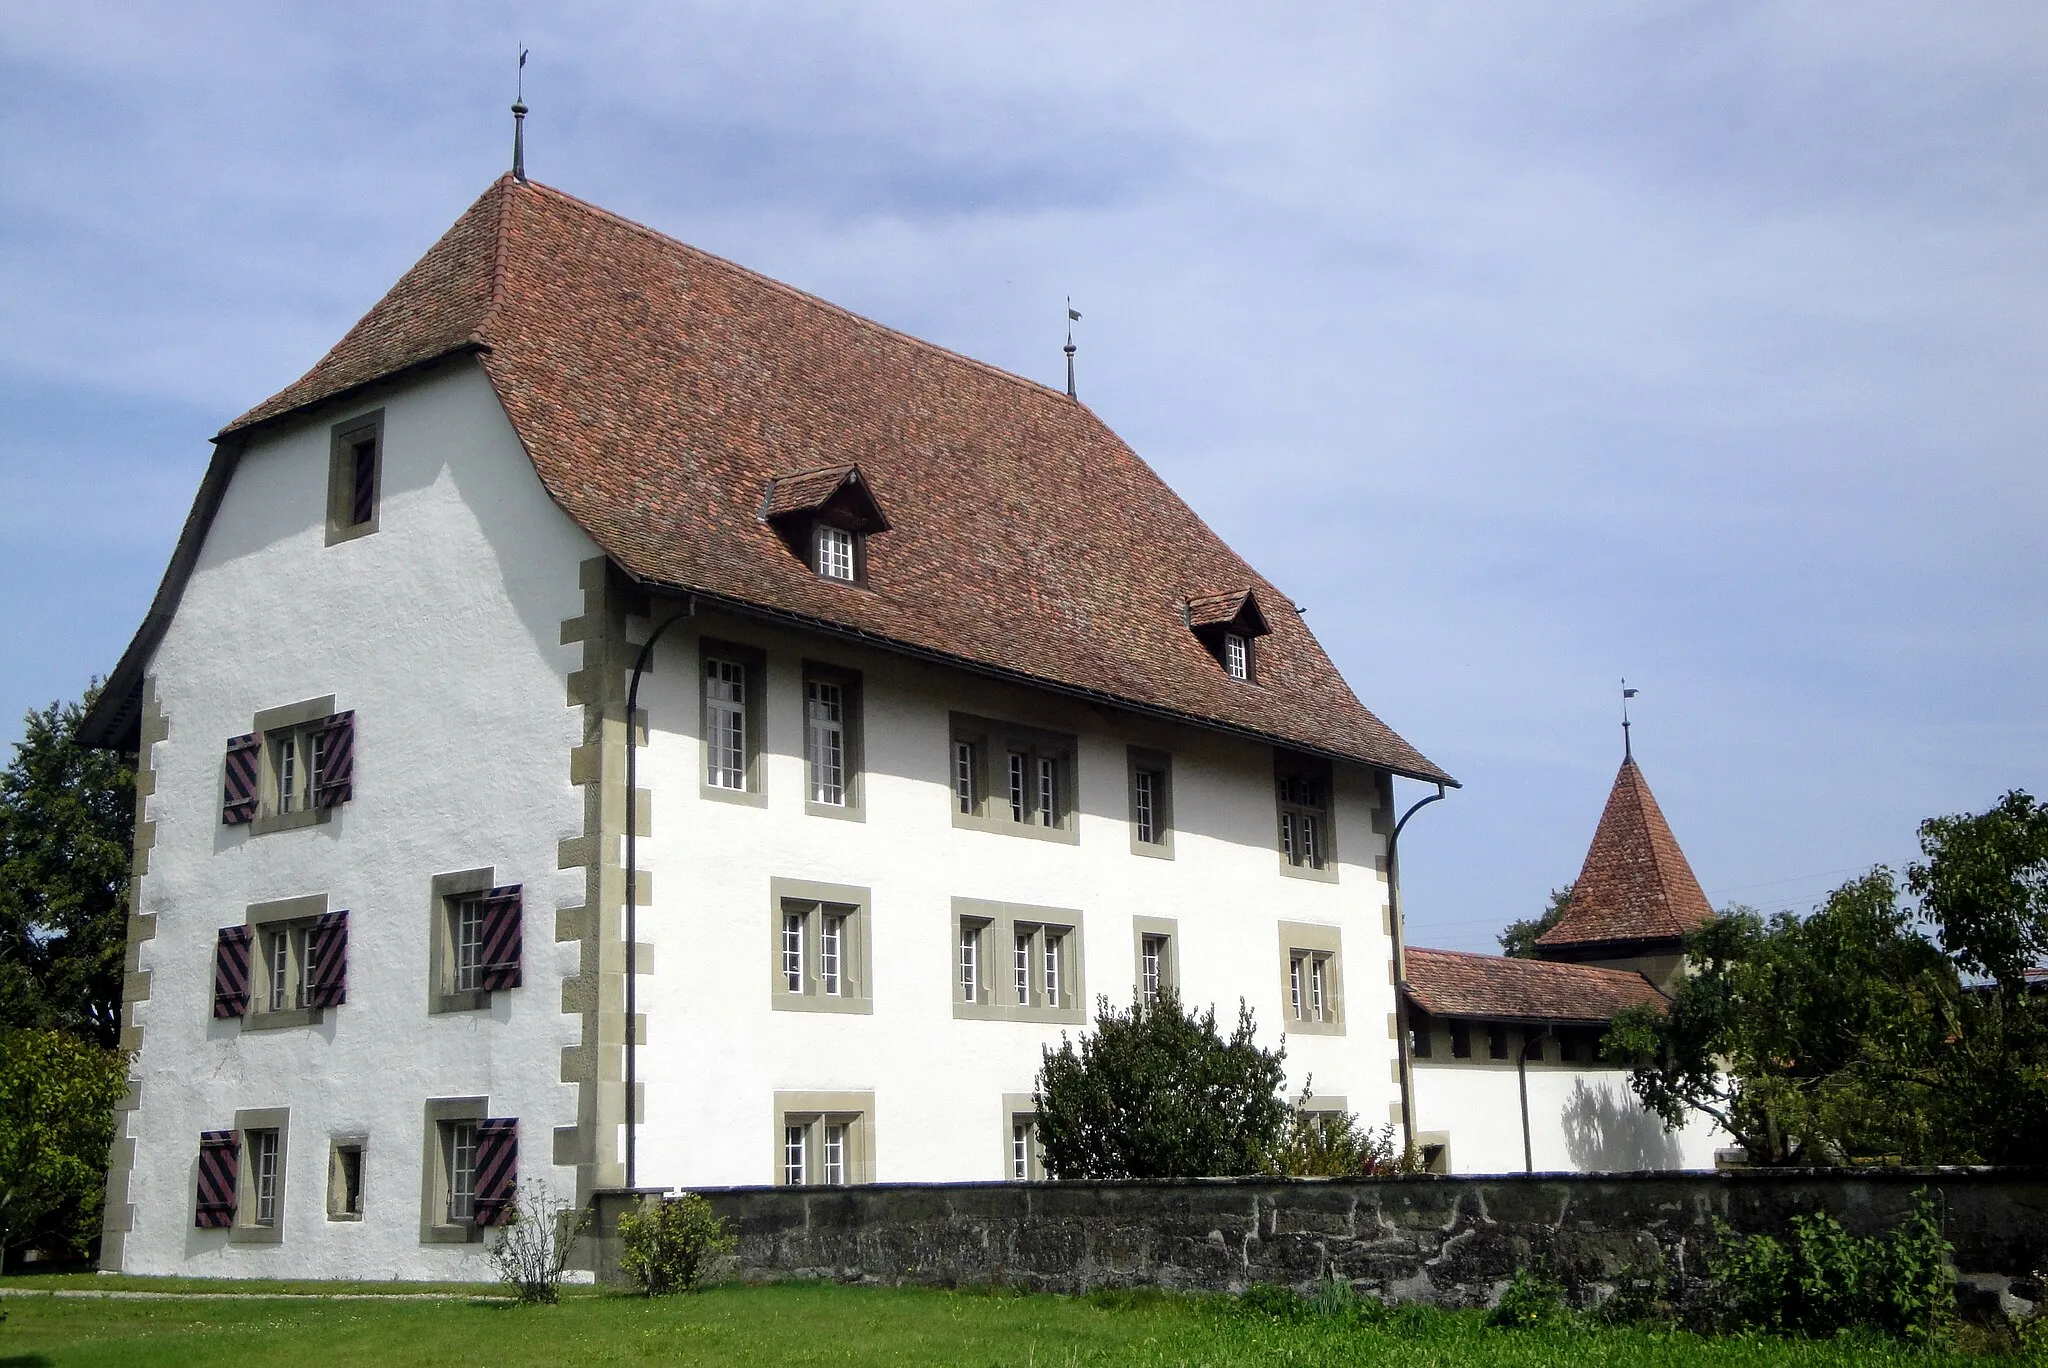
1001 1092 1045 1181
246 696 337 837
1125 746 1174 859
327 1134 368 1222
1276 920 1345 1037
229 1106 290 1245
952 897 1086 1025
801 661 865 822
1274 750 1339 884
427 867 498 1015
240 893 330 1033
700 636 769 807
948 712 1079 845
1131 914 1180 1005
773 1090 876 1186
326 409 384 547
770 877 874 1015
419 1096 488 1244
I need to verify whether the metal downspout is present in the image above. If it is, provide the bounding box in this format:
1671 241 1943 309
1386 781 1446 1154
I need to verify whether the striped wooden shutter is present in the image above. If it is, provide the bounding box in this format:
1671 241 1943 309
221 734 260 824
305 910 348 1007
212 926 253 1018
195 1130 239 1227
471 1118 518 1226
478 886 523 991
351 440 377 526
313 711 355 808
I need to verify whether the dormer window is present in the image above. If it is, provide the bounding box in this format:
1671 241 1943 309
1223 632 1250 681
760 463 891 587
816 525 856 581
1183 588 1271 683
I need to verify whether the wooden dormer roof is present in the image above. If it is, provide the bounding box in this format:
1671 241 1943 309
83 175 1451 783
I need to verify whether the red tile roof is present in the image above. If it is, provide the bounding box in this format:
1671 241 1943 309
217 176 1450 780
1184 588 1268 633
1538 755 1714 949
1404 947 1667 1024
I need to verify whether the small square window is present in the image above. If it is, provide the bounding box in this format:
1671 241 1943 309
815 525 856 581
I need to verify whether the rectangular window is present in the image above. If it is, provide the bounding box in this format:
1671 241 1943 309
1224 632 1249 680
328 412 383 544
815 525 855 581
1276 754 1336 879
953 740 978 814
1450 1019 1472 1059
1012 1121 1032 1181
959 920 984 1004
1126 747 1174 857
276 735 298 814
1488 1024 1510 1060
805 679 845 806
1409 1010 1433 1058
770 882 872 1014
1141 934 1167 1005
1277 924 1343 1035
445 1121 478 1225
251 1129 281 1226
956 900 1084 1022
1289 954 1305 1020
705 658 747 790
1043 932 1064 1005
453 895 485 993
239 697 353 832
1001 1095 1045 1181
1013 929 1032 1005
822 1123 848 1185
774 1094 873 1186
1007 752 1027 822
268 928 292 1012
1036 757 1057 826
1558 1029 1579 1063
329 1142 365 1220
951 714 1075 842
1134 770 1157 844
783 1125 807 1187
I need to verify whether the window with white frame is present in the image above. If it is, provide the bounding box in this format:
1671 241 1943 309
1126 747 1173 856
1001 1093 1046 1180
451 894 485 993
952 739 979 814
770 882 871 1014
805 679 845 805
250 1128 281 1226
444 1119 478 1224
815 524 856 581
951 714 1074 840
959 917 986 1005
1277 922 1343 1035
1132 916 1178 1009
705 657 748 790
774 1094 872 1186
1290 951 1331 1024
1223 631 1250 681
954 899 1084 1022
1275 754 1336 876
261 923 314 1013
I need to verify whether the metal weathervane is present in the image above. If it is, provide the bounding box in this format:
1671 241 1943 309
1621 679 1639 759
512 47 530 183
1064 299 1081 399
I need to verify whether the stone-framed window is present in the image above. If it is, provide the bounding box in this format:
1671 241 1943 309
241 894 336 1032
222 696 356 836
802 663 863 820
428 868 521 1014
230 1107 289 1245
1126 746 1174 858
1276 921 1344 1036
1001 1093 1044 1181
1275 751 1337 882
419 1097 487 1244
327 1136 367 1221
948 712 1077 844
700 638 768 805
952 898 1084 1024
770 878 873 1015
773 1091 875 1186
326 409 384 545
1132 915 1179 1007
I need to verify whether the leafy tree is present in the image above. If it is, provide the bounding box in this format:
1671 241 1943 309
0 1028 128 1265
1611 792 2048 1165
0 685 134 1047
1498 883 1573 959
1035 988 1287 1179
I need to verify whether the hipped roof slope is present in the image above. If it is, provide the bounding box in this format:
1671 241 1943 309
1403 947 1667 1024
215 176 1448 779
1538 755 1713 948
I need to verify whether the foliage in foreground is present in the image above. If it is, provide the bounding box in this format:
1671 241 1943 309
617 1191 735 1295
486 1180 585 1304
0 1026 128 1266
1035 987 1287 1179
1498 883 1574 959
1261 1083 1423 1177
1609 790 2048 1166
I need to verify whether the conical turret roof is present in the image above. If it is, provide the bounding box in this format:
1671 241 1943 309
1537 754 1713 949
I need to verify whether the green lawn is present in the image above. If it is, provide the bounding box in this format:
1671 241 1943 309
0 1279 2019 1366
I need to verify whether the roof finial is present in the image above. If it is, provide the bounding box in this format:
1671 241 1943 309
1064 298 1081 399
511 47 530 184
1621 678 1639 761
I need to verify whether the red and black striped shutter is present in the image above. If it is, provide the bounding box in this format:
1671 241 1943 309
195 1130 239 1227
471 1118 518 1226
479 886 523 991
222 734 260 825
306 910 348 1007
351 439 377 526
213 926 253 1018
313 711 355 808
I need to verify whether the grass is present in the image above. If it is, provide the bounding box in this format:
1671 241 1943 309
0 1278 2023 1366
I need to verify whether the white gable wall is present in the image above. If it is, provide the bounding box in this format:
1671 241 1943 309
117 361 596 1279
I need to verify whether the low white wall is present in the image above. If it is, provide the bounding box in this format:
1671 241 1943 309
1411 1059 1725 1174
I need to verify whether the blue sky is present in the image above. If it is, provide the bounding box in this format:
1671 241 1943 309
4 4 2044 952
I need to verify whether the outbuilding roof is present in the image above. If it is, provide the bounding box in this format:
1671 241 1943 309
84 175 1451 782
1537 754 1713 950
1403 947 1667 1025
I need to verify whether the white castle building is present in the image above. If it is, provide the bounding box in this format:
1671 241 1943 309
81 168 1712 1280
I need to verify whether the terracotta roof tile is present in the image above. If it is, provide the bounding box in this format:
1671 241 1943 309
1404 947 1667 1024
1538 756 1714 948
1184 588 1268 633
222 177 1451 781
760 465 862 520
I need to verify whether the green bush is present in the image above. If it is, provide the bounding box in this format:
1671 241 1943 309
1488 1266 1565 1328
1703 1187 1955 1343
616 1193 735 1296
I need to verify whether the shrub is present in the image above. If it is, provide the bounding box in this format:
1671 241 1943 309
1703 1187 1954 1343
1261 1082 1423 1178
617 1192 735 1295
1489 1266 1565 1328
487 1180 585 1305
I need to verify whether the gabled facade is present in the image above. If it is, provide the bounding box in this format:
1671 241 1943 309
82 176 1452 1278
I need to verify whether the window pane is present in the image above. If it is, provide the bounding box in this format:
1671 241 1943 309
1043 934 1062 1006
953 742 975 813
806 680 845 806
339 1146 364 1215
448 1122 477 1223
1289 954 1303 1020
454 897 483 992
782 912 805 993
1310 957 1326 1021
822 1123 847 1185
299 927 317 1009
1134 770 1156 844
253 1131 279 1225
269 928 290 1012
1141 935 1164 1005
1012 1121 1031 1181
1013 930 1031 1005
816 526 855 581
707 659 747 789
821 913 843 996
277 735 297 814
1007 753 1027 822
1224 633 1248 679
783 1125 806 1186
959 925 980 1002
1036 757 1056 825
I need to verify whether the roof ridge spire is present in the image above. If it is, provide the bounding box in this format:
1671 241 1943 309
511 47 529 183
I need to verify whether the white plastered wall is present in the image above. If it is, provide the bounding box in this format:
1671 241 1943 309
120 362 596 1278
627 608 1403 1188
1411 1059 1726 1174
